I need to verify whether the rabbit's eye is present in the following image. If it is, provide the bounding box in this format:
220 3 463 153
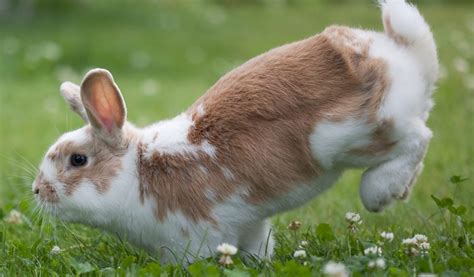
70 154 88 167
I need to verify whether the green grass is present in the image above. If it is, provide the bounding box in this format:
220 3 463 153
1 1 473 275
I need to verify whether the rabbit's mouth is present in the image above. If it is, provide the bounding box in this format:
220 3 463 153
35 184 59 203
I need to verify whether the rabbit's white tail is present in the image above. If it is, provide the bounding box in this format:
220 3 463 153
380 0 438 85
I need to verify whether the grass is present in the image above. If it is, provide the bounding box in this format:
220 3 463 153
0 0 473 275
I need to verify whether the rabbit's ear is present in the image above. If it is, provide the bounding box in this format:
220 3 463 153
80 69 127 142
60 81 89 123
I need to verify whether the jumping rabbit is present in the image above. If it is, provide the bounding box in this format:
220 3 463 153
34 0 438 263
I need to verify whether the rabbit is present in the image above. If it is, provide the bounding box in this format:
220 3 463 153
33 0 438 264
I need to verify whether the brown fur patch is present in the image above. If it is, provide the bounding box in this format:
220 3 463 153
322 26 390 122
48 142 73 161
138 144 238 224
139 26 392 222
349 120 397 156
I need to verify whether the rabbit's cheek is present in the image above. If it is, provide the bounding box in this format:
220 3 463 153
57 170 84 196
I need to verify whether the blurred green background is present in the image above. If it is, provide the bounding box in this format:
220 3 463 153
0 0 473 231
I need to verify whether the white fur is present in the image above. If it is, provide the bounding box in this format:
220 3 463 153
60 81 80 93
51 127 90 150
310 118 374 169
142 113 216 158
380 0 438 85
35 0 438 264
368 32 428 121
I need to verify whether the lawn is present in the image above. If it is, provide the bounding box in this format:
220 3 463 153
0 0 473 275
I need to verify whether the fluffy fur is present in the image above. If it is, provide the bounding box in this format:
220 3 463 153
34 0 438 264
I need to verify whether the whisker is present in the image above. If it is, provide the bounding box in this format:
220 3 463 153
6 174 35 181
53 119 62 136
13 151 38 174
2 155 37 179
31 207 43 224
3 157 35 176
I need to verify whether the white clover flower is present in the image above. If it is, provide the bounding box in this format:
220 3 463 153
380 231 394 242
4 209 23 225
219 255 233 266
409 247 420 256
414 234 428 243
293 250 307 259
50 245 61 255
419 242 430 251
288 220 302 231
402 238 417 245
323 261 348 277
368 257 385 269
368 260 376 268
345 212 362 232
402 234 430 256
418 273 437 277
217 243 237 266
375 258 386 269
300 240 309 247
345 212 362 224
364 246 382 256
216 243 238 256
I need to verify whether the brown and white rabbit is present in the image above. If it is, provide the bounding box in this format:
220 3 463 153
34 0 438 263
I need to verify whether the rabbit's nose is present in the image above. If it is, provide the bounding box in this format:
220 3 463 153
33 182 40 194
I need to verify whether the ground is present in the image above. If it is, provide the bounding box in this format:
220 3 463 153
0 1 473 275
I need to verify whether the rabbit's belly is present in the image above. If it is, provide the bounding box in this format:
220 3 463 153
209 169 343 223
254 169 343 217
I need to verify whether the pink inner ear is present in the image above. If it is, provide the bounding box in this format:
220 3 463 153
98 112 115 134
97 93 115 133
81 69 126 135
86 77 121 134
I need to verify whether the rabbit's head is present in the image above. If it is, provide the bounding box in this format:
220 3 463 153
33 69 139 225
